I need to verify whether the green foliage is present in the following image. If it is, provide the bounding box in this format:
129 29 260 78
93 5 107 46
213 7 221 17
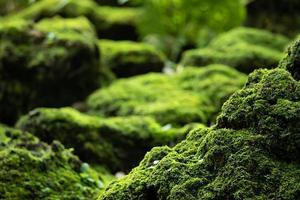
181 27 290 73
136 0 246 59
0 125 104 199
16 107 186 172
99 39 165 77
99 40 300 200
0 17 100 124
87 65 246 126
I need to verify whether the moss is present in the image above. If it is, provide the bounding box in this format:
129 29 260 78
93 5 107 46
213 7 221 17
99 39 165 77
6 0 141 40
16 107 186 172
181 27 289 73
0 0 36 15
0 17 100 124
99 40 300 200
0 125 108 199
87 64 246 126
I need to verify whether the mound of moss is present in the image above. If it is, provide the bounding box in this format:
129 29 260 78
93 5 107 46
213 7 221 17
181 27 290 73
0 125 107 199
99 40 300 200
16 107 189 172
87 64 246 126
99 39 165 78
0 17 99 124
6 0 141 40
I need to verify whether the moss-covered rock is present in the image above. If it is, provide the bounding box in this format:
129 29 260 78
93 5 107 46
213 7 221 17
16 107 187 172
99 39 165 77
0 17 99 124
87 64 246 126
6 0 141 40
93 6 141 40
0 125 108 199
99 40 300 200
181 27 290 73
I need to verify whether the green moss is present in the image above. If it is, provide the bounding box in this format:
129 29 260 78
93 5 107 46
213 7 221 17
5 0 141 40
0 17 100 124
0 0 36 15
16 107 186 172
87 64 246 126
181 27 290 73
99 40 300 200
0 125 107 199
99 39 165 77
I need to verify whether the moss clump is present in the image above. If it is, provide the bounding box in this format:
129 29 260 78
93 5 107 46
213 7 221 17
99 41 300 200
0 17 99 124
6 0 141 40
99 39 165 77
93 6 141 40
0 125 107 199
16 107 186 172
181 27 290 73
87 64 246 126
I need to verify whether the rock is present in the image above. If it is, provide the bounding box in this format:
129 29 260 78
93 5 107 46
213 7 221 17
99 38 300 200
0 125 107 199
87 64 246 126
16 107 187 172
99 39 165 78
0 17 99 124
181 27 290 73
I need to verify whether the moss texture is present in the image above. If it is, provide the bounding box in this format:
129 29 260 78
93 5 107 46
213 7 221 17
6 0 141 40
99 39 165 77
87 64 246 126
99 40 300 200
0 125 107 199
0 17 99 124
16 107 187 172
0 0 36 15
181 27 290 73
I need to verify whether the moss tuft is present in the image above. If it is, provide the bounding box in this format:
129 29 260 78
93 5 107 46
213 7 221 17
0 125 107 199
99 39 165 77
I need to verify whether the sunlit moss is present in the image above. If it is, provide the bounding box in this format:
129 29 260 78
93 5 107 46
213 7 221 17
87 64 246 126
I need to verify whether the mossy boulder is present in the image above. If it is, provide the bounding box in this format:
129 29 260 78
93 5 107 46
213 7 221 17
99 39 165 78
87 64 246 126
0 17 99 124
181 27 290 73
6 0 141 40
99 41 300 200
16 107 187 172
0 125 107 199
